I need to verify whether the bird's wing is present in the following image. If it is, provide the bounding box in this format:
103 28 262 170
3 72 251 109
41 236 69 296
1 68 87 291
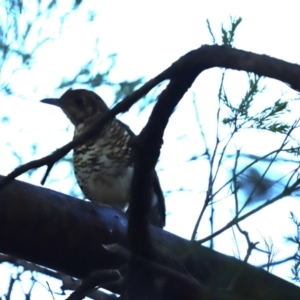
116 119 135 136
117 119 166 227
151 171 166 227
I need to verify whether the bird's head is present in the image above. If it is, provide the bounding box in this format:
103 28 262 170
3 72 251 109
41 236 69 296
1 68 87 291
40 89 109 126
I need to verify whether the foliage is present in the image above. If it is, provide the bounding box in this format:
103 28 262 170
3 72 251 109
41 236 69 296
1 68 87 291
191 17 300 285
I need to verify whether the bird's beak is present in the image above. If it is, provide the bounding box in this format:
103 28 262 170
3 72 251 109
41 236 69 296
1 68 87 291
40 98 61 107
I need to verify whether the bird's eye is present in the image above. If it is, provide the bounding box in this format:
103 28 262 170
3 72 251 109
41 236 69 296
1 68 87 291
74 97 85 106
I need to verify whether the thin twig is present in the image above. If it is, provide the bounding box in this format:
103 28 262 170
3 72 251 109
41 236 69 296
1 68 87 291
0 69 170 190
198 175 300 244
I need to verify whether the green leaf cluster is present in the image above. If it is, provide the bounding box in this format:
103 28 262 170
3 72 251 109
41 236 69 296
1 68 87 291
222 75 289 134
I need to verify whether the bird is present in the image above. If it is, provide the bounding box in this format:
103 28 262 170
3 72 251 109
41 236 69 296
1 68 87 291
40 88 166 227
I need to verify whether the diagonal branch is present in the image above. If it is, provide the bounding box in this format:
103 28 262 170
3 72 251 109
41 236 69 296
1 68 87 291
0 70 170 190
1 44 300 191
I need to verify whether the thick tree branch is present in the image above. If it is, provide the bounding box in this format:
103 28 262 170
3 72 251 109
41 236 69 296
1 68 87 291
127 70 199 296
0 176 299 300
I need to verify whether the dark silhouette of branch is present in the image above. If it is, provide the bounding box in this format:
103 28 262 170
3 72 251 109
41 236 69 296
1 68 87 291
125 44 300 297
0 176 300 299
66 270 121 300
0 45 299 191
0 254 115 300
127 69 199 254
0 69 170 190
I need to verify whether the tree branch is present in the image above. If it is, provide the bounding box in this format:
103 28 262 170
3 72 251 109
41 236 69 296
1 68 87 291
0 176 299 299
0 45 299 190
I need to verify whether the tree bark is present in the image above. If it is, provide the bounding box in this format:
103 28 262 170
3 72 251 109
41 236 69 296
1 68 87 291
0 175 299 299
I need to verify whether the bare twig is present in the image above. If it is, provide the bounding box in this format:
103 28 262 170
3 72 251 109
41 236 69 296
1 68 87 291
0 69 170 190
227 241 259 291
66 270 121 300
198 173 300 244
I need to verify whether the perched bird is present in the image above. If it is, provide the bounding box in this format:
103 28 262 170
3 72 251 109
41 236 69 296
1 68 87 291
41 89 165 227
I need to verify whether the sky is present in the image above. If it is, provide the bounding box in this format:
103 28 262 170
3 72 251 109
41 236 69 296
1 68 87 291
1 0 300 297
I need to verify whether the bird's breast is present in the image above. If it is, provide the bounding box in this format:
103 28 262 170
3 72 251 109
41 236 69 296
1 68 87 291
73 135 133 208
